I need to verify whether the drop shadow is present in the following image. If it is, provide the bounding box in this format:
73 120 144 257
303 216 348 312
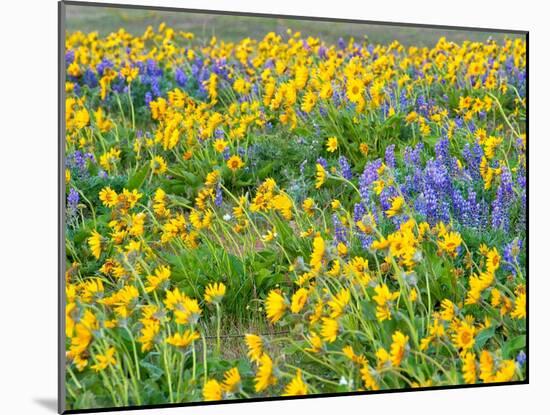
34 398 58 413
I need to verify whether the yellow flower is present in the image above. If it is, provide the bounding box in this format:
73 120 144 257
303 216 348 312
346 78 364 103
291 288 309 313
360 365 380 390
99 187 118 207
462 352 477 384
310 236 325 271
272 193 293 220
166 330 200 349
373 284 399 321
305 332 323 353
213 138 228 153
204 282 226 304
315 163 326 188
479 350 494 383
337 242 348 256
174 297 202 325
385 196 405 218
390 331 409 366
203 379 223 401
327 288 350 318
265 289 287 323
438 231 462 257
255 353 277 392
138 319 160 352
453 321 476 351
440 299 456 321
511 292 526 319
326 136 338 153
222 367 241 393
227 155 244 171
261 226 278 242
150 155 167 175
320 317 339 343
302 197 315 215
91 347 116 372
145 265 171 293
245 334 263 363
282 369 308 396
94 107 113 132
99 148 120 173
493 359 516 382
485 247 501 273
88 230 103 259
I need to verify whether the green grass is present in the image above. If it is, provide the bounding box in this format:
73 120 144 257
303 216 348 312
66 4 521 46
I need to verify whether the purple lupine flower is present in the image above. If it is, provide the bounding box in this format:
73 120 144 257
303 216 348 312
422 184 439 225
175 68 187 87
516 350 527 366
338 37 346 50
338 156 353 180
353 202 366 223
316 157 328 169
97 58 114 76
399 89 409 110
451 188 467 223
464 187 480 228
462 143 483 180
67 188 79 210
404 142 424 167
222 148 231 161
83 68 98 88
424 159 451 197
214 185 223 207
385 144 396 170
145 91 153 106
65 49 75 65
359 159 382 202
380 186 398 212
491 166 514 230
332 214 348 244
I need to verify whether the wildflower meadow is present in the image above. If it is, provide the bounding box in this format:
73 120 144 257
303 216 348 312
64 17 527 411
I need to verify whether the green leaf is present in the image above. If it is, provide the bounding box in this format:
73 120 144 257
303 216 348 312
502 335 526 359
127 164 149 190
475 325 496 350
140 360 164 381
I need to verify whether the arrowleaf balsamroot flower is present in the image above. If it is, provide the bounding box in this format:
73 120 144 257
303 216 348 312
166 330 200 349
265 290 287 323
326 136 338 153
88 230 103 259
227 155 245 171
283 369 308 396
145 265 171 293
91 347 117 372
204 282 226 304
222 367 241 393
245 334 263 363
255 353 277 392
203 379 223 401
385 196 405 218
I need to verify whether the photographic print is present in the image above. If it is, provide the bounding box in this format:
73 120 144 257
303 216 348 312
60 1 527 412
